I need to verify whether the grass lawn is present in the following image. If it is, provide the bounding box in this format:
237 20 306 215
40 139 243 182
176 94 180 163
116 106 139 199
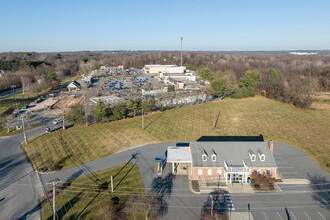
24 96 330 172
41 163 144 220
60 75 81 84
0 123 43 137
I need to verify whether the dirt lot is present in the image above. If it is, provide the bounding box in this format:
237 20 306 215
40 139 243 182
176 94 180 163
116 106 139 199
28 98 59 112
52 97 83 109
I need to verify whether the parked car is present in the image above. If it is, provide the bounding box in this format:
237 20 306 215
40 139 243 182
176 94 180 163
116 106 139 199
53 118 63 124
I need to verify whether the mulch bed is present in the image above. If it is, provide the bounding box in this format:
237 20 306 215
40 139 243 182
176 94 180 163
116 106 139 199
191 180 200 192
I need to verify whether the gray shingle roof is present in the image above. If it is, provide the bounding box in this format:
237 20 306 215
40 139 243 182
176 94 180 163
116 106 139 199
191 141 277 168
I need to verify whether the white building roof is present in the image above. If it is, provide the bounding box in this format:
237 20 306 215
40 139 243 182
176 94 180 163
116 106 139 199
167 146 192 163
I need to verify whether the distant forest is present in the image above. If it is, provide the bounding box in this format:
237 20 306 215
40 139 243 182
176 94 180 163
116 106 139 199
0 51 329 108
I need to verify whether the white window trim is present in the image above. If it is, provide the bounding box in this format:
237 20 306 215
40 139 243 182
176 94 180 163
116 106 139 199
198 169 203 175
259 154 265 161
266 169 271 175
217 169 222 175
207 169 212 175
250 154 256 162
212 154 216 161
257 169 261 175
202 154 207 161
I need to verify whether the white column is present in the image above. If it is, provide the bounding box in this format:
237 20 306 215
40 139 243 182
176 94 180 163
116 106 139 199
225 172 227 184
172 162 174 174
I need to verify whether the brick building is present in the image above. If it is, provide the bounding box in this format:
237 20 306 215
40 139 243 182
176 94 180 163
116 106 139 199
167 140 277 186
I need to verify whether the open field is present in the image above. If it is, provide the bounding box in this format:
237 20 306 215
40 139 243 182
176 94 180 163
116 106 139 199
24 96 330 172
41 163 144 219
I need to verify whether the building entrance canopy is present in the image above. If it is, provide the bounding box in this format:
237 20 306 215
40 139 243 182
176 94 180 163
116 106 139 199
167 146 192 163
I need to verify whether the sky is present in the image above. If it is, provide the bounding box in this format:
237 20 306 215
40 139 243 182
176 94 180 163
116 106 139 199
0 0 329 52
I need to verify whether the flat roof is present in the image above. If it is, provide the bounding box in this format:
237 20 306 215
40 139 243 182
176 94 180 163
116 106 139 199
167 146 192 163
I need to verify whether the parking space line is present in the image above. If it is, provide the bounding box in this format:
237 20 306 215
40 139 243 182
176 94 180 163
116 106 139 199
274 183 282 192
319 212 326 220
263 212 269 220
304 212 312 220
290 212 297 220
277 212 283 220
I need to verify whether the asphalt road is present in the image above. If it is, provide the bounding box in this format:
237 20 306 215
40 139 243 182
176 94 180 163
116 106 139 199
40 143 211 220
40 142 330 220
232 143 330 220
0 87 22 99
0 126 46 220
1 125 329 220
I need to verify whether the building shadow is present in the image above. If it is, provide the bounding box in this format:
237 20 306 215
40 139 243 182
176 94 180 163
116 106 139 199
197 135 264 142
307 173 330 208
150 173 175 216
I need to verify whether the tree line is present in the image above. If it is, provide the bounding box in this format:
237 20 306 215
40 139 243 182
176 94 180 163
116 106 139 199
199 65 318 108
67 98 157 125
1 51 329 107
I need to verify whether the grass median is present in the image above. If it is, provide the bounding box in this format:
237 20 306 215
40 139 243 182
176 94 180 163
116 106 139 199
23 96 330 172
40 163 144 219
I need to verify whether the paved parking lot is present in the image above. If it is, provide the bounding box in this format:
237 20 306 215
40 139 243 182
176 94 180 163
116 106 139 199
252 209 328 220
232 142 330 220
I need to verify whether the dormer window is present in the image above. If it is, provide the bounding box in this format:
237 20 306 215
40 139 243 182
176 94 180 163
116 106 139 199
258 149 265 161
248 149 256 162
212 154 216 161
211 149 217 161
259 154 265 161
202 149 208 161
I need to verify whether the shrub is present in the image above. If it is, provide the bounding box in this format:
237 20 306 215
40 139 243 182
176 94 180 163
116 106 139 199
231 86 255 99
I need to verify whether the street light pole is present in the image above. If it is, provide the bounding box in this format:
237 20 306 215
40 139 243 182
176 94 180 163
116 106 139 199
180 36 183 66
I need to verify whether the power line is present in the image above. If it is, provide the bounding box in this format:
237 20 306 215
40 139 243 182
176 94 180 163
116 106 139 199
42 191 330 211
2 181 329 191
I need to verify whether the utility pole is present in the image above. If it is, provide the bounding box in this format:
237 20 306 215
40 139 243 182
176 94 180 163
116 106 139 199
210 195 213 217
61 92 66 130
110 175 114 193
180 36 183 67
142 108 144 130
47 181 60 220
52 182 56 220
141 91 144 130
11 85 27 145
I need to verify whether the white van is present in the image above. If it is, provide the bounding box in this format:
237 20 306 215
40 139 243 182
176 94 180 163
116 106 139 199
53 118 63 124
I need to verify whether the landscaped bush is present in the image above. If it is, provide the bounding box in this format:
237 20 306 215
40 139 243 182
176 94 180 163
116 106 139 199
250 171 275 191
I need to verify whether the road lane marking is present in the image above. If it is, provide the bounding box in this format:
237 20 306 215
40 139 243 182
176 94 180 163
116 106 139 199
290 212 297 220
277 212 283 220
304 212 311 220
263 212 269 220
319 212 326 220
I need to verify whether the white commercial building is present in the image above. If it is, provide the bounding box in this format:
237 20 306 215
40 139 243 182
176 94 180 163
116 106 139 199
143 65 186 74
